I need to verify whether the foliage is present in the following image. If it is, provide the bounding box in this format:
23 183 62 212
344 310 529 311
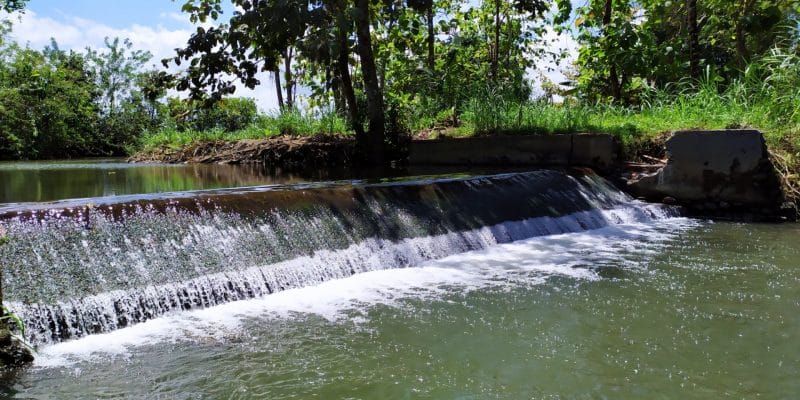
0 0 26 13
165 0 573 164
139 109 350 150
572 0 800 103
86 38 152 114
0 0 798 163
167 97 258 132
0 306 24 338
457 50 800 157
0 33 170 159
0 44 102 159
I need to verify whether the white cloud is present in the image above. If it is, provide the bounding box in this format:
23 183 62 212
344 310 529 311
159 12 190 24
7 10 280 112
10 11 190 69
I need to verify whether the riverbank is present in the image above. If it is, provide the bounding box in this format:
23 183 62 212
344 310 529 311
130 130 799 222
130 135 356 167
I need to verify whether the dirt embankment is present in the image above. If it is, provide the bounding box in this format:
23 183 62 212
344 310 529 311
129 135 356 168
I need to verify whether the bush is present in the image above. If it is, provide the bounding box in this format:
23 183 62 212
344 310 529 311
168 97 258 132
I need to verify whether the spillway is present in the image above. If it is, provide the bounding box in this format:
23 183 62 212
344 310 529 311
0 170 678 345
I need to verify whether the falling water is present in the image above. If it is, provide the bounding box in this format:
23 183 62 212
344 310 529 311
0 170 679 345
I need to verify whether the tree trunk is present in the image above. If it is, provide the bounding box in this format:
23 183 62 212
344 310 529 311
505 10 513 72
335 12 365 141
328 63 345 116
491 0 501 80
735 0 754 69
602 0 621 102
273 65 285 111
687 0 700 79
284 48 294 110
426 2 435 71
354 0 386 166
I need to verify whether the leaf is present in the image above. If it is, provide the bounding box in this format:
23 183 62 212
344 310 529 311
1 306 26 339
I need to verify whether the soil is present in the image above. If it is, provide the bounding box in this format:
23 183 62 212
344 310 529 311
129 135 356 168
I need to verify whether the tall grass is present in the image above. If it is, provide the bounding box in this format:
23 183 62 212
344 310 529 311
458 48 800 153
139 109 350 150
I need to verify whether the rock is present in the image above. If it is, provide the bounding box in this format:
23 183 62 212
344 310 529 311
0 329 10 346
780 202 799 221
628 130 784 217
662 196 677 204
0 328 33 368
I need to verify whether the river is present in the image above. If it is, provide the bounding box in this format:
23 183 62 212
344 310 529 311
0 160 797 398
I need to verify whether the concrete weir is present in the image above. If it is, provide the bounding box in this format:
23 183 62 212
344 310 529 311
408 134 620 171
408 130 795 221
628 129 793 221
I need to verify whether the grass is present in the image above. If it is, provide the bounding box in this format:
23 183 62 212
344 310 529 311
139 109 350 150
457 56 800 158
458 94 797 151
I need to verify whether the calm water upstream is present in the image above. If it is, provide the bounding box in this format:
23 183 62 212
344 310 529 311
0 159 342 205
0 162 797 399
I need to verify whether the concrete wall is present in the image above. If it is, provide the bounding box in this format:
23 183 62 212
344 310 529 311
628 129 791 220
408 134 619 171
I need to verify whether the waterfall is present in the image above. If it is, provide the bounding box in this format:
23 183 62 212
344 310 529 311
0 170 679 345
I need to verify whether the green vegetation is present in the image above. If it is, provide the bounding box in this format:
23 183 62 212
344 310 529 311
157 0 800 167
0 0 799 173
139 109 349 150
458 50 800 153
0 31 165 159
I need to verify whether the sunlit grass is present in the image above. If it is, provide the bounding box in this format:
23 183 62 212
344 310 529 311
458 49 800 155
139 109 351 150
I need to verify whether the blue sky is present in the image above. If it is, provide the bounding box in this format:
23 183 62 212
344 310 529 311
27 0 189 30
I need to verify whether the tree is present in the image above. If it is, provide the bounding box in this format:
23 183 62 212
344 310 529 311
168 0 393 165
573 0 651 103
367 0 570 126
87 37 152 115
0 31 169 159
687 0 700 79
166 0 573 161
0 42 102 158
353 0 387 164
573 0 799 102
0 0 26 13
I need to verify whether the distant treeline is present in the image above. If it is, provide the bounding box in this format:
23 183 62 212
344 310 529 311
0 29 259 160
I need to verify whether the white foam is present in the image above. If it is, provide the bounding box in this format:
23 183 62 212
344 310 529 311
32 216 697 368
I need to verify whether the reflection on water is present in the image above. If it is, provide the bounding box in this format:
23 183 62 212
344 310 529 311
0 159 345 204
0 159 535 205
